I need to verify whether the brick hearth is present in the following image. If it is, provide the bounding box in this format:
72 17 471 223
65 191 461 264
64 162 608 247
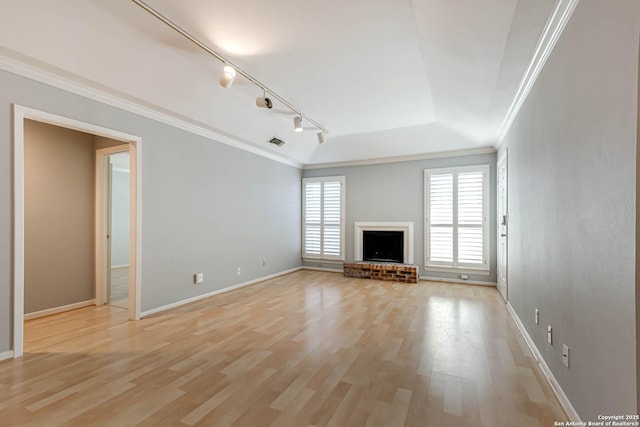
343 261 419 284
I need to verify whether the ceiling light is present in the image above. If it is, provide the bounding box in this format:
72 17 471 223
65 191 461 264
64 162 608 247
219 65 236 88
317 132 327 144
294 116 303 133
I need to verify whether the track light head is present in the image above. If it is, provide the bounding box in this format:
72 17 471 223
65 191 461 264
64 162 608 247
317 131 327 145
219 65 236 88
256 96 273 109
294 116 303 133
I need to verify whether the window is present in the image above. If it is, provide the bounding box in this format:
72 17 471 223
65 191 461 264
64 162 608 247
424 165 489 272
302 176 345 260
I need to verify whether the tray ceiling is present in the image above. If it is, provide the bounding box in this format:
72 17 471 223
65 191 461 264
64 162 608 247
0 0 559 165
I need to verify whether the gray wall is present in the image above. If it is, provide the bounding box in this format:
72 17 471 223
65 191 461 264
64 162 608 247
24 120 95 313
110 160 130 267
499 0 639 418
139 124 301 311
0 69 302 353
303 152 497 283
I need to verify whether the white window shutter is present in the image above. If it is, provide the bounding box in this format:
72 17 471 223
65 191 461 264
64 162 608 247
457 170 484 265
425 165 489 272
302 176 345 260
428 173 453 265
303 181 321 256
322 180 342 257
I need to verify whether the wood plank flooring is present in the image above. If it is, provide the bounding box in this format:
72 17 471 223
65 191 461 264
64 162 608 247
1 270 567 426
109 266 129 309
23 305 129 354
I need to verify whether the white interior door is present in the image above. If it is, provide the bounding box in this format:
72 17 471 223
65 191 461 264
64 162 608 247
497 152 508 301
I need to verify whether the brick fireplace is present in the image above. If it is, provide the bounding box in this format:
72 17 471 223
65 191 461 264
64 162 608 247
343 261 419 283
345 221 418 283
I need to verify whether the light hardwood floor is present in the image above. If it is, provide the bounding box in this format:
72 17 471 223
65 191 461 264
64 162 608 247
109 266 129 309
23 305 129 354
2 270 567 426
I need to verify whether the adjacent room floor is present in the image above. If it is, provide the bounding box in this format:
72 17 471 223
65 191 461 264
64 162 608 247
1 270 566 426
109 266 129 309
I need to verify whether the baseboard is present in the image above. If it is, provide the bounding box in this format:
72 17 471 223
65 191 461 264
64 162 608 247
0 350 14 362
419 276 497 287
24 299 96 321
506 302 580 422
141 267 303 317
301 266 344 273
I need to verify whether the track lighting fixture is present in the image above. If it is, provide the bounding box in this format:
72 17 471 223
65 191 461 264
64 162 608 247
317 131 327 145
132 0 329 138
219 65 236 88
256 90 273 109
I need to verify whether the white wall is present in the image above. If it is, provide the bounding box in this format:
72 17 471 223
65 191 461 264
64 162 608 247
303 152 497 283
499 0 639 418
0 68 302 353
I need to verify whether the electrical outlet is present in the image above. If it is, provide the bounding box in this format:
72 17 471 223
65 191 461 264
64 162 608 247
535 309 539 325
562 344 570 368
236 267 241 275
547 325 553 345
193 272 204 284
262 258 267 267
459 274 469 280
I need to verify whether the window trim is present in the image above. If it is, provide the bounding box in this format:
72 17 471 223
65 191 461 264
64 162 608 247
424 165 490 273
302 175 346 261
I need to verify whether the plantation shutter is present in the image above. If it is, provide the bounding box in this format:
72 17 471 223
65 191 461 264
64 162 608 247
425 166 489 271
322 180 342 257
457 170 484 265
428 173 454 265
303 181 322 256
302 176 345 260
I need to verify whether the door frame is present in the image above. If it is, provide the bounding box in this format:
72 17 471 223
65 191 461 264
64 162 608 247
96 146 131 308
497 148 508 301
13 105 142 358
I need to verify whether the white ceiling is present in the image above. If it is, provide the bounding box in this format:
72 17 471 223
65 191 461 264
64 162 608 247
0 0 557 165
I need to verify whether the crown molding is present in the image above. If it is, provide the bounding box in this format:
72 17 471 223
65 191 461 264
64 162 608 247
496 0 581 146
302 146 496 170
0 52 302 169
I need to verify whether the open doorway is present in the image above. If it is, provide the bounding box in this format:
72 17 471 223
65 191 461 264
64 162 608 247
96 148 131 310
108 151 130 309
13 105 142 358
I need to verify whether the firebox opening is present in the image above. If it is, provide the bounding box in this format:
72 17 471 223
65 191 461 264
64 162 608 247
362 230 404 263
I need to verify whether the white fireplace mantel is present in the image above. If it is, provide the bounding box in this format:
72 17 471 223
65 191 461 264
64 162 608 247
354 221 414 264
